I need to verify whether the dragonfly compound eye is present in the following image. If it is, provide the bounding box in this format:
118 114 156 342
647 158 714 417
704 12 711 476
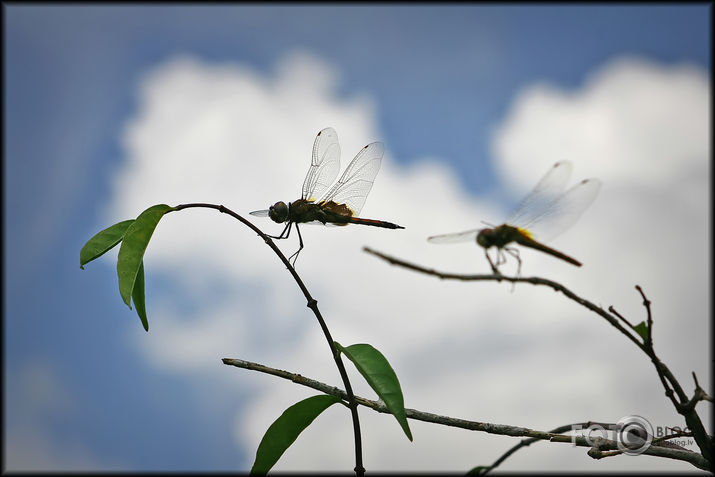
268 201 289 223
476 230 489 247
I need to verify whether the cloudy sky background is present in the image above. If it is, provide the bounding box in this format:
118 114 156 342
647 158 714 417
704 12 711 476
4 5 711 472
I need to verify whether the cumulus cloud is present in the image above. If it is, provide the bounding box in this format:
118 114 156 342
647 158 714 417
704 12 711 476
494 56 709 190
109 52 709 472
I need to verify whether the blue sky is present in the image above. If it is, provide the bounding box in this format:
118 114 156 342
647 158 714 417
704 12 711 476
4 4 711 472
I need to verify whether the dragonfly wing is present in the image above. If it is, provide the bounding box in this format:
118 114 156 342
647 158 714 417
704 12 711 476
505 161 573 231
249 209 270 217
523 178 601 242
427 229 480 244
301 127 341 201
320 141 384 216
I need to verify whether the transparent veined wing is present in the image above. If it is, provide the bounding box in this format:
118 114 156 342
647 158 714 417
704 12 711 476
519 178 601 242
320 142 384 216
302 127 341 202
427 229 480 244
426 162 573 245
505 161 572 229
506 161 601 241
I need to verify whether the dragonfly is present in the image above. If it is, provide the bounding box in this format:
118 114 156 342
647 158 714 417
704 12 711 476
250 127 404 265
427 161 601 274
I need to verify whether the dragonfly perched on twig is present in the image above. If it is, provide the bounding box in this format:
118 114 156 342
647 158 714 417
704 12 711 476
250 127 404 265
428 161 601 274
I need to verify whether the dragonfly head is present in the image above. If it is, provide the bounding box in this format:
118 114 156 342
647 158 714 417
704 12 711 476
476 228 494 248
268 201 289 223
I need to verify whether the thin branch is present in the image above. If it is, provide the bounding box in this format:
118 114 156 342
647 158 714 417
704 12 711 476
171 203 365 476
679 373 714 414
629 285 685 413
222 357 711 471
635 285 654 347
363 247 645 350
632 285 712 462
607 305 637 331
363 247 712 467
692 372 714 404
483 422 694 473
482 422 611 474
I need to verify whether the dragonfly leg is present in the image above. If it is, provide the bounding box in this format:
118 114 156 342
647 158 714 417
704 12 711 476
287 224 304 267
497 249 507 267
268 221 293 240
485 249 500 274
504 247 522 277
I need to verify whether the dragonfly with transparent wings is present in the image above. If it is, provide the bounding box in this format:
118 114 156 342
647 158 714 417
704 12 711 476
250 127 404 265
428 161 601 274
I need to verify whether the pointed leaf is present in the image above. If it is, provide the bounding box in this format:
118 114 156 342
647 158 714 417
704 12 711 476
335 342 413 441
250 394 341 475
80 219 135 269
132 261 149 331
634 321 648 341
117 204 173 307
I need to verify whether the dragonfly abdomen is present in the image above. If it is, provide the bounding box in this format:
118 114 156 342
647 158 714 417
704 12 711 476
512 232 582 266
348 217 405 229
290 199 404 229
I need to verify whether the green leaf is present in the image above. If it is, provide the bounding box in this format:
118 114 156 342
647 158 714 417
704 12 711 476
335 342 413 441
117 204 173 308
250 394 341 475
80 219 135 269
132 261 149 331
634 321 648 341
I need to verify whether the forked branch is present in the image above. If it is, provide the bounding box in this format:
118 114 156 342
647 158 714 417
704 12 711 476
362 246 712 468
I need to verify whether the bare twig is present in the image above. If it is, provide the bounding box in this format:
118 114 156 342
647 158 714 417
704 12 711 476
631 285 712 463
363 247 645 350
635 285 653 346
362 247 712 468
692 372 713 404
607 305 637 331
222 357 711 471
481 422 613 474
480 422 697 472
172 203 365 476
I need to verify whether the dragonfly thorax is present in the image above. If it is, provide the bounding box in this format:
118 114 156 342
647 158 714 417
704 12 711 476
477 225 524 249
268 201 289 223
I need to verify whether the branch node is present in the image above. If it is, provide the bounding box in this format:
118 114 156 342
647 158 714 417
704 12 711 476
691 372 711 402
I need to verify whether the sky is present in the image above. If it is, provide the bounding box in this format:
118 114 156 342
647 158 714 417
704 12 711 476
3 4 711 473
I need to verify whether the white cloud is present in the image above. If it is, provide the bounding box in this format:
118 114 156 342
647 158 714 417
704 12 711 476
108 52 710 472
493 56 709 192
